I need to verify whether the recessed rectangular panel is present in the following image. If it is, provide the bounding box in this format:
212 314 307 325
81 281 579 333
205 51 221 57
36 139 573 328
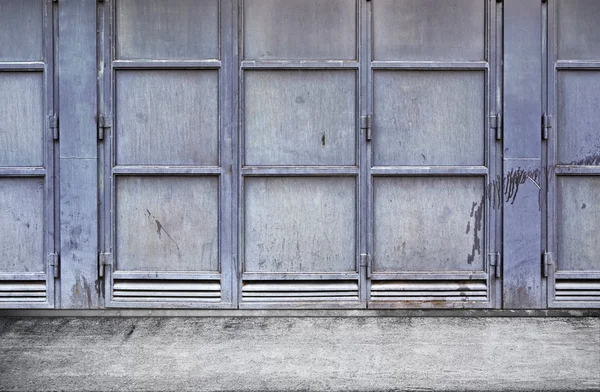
116 70 219 166
374 177 485 272
0 0 43 61
372 0 484 61
116 176 219 272
0 73 44 167
0 179 44 273
557 177 600 271
245 177 356 273
115 0 219 60
557 0 600 60
557 71 600 165
373 71 484 166
245 71 356 166
243 0 356 60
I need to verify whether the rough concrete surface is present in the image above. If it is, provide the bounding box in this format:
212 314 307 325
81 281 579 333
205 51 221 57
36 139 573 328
0 317 598 391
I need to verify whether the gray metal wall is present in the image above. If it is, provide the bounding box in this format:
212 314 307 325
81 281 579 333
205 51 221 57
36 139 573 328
0 0 598 310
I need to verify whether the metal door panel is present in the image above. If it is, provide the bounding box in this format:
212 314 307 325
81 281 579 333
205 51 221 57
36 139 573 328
244 70 356 166
115 70 219 166
367 1 495 309
372 0 484 61
373 71 484 166
115 0 219 60
556 0 600 60
0 178 45 273
547 0 600 308
0 0 43 61
556 177 600 271
0 73 44 167
115 176 219 272
104 0 233 308
244 177 356 273
0 0 55 309
373 177 485 272
557 71 600 165
243 0 356 60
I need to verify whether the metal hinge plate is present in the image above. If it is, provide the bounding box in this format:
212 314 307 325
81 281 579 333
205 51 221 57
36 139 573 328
360 253 372 279
542 114 552 140
542 251 553 277
98 115 112 140
49 115 59 140
489 252 501 279
98 252 112 278
490 114 502 140
48 253 60 278
361 115 372 141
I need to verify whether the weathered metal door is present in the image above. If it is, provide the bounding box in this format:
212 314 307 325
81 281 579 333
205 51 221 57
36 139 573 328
101 0 235 308
0 0 57 308
546 0 600 307
366 0 502 308
239 0 364 308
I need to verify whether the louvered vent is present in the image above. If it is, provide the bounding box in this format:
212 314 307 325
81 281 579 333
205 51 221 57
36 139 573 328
242 280 359 302
0 280 47 303
113 279 221 302
370 280 488 302
555 279 600 303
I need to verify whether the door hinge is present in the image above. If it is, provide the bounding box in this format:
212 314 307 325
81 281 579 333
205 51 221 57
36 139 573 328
49 115 59 140
489 252 501 279
360 253 372 279
490 113 502 140
542 113 552 140
361 115 372 141
542 251 553 277
98 115 112 140
98 252 112 278
48 253 60 278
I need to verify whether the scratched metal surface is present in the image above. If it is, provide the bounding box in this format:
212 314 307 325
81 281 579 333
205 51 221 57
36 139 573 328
115 70 219 166
0 0 599 310
372 71 485 166
373 177 485 272
0 179 45 273
372 0 485 61
0 0 43 61
0 73 44 167
243 0 356 60
115 0 219 60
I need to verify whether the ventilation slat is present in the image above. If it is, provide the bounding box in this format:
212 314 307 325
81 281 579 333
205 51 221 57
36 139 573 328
0 280 47 304
112 279 221 303
113 291 221 298
371 290 488 297
114 282 220 291
555 279 600 303
243 282 358 292
113 297 221 302
0 282 47 292
244 291 358 297
0 291 46 297
371 296 487 302
370 280 488 303
371 282 487 291
242 280 359 302
0 297 48 302
242 296 358 302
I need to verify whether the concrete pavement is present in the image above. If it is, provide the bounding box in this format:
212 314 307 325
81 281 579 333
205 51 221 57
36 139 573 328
0 316 599 391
